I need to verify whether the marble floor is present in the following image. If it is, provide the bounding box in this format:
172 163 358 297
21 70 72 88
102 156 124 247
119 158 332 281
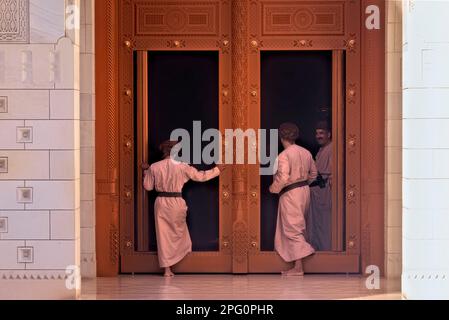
81 274 402 300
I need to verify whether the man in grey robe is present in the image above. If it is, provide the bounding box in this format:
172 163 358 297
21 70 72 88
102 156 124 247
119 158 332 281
308 121 332 251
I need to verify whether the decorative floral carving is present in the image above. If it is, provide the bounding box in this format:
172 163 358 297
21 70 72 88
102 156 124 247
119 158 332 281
249 35 263 53
0 0 29 43
249 84 259 104
344 33 357 53
217 34 230 54
249 185 258 205
221 235 231 251
347 184 357 205
123 135 133 154
166 39 186 48
348 134 357 155
221 184 231 206
222 84 230 105
293 39 313 48
294 8 314 30
123 186 132 204
348 83 357 104
348 234 357 250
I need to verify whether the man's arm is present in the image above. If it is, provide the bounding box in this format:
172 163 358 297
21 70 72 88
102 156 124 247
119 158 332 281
143 167 154 191
307 155 318 185
184 164 221 182
269 154 290 194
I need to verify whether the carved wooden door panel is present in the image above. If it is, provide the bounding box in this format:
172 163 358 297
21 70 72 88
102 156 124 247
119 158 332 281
118 0 233 273
246 0 361 273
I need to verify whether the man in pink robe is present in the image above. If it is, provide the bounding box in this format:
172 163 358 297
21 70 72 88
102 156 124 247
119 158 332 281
269 123 318 276
309 121 333 251
143 141 224 277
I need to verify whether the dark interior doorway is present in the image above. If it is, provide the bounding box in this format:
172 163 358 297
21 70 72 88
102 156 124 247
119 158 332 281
260 51 333 251
137 51 220 252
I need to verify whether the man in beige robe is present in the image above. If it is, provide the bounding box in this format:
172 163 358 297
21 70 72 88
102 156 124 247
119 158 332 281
309 121 332 251
269 123 317 276
143 141 224 277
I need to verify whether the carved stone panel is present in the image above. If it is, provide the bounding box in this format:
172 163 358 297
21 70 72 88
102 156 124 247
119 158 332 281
0 0 29 43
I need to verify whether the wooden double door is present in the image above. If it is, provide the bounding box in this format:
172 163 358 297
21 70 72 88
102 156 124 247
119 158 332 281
109 0 383 274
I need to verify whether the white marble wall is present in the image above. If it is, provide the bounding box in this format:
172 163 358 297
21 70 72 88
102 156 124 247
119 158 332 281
385 0 403 279
402 0 449 299
0 0 82 299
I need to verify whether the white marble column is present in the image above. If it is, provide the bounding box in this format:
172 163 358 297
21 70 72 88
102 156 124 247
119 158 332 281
402 0 449 299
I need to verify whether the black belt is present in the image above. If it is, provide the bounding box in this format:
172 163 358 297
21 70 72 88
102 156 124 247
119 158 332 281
279 180 309 197
157 192 183 198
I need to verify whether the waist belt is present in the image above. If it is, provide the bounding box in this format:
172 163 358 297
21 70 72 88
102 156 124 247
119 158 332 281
279 180 309 197
157 192 183 198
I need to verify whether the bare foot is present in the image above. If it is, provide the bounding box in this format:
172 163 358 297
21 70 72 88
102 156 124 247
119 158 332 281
164 271 174 277
281 268 304 276
164 268 174 277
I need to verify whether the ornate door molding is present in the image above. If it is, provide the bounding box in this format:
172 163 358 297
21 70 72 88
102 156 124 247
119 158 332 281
95 0 120 276
231 0 250 273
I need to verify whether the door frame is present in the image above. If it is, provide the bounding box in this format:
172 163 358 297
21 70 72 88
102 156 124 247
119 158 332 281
121 14 234 273
95 0 385 277
248 49 352 273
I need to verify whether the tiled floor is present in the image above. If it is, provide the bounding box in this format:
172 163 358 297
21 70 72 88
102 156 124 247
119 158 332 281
81 274 402 300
